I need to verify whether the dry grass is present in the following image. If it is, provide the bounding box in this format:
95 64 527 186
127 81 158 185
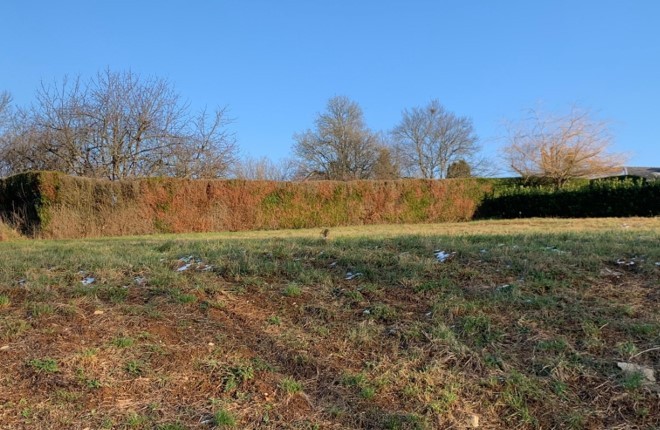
0 219 22 242
0 218 658 429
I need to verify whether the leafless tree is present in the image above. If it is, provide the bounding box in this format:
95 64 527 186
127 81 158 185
231 156 295 181
293 96 380 180
391 99 479 179
0 69 237 180
502 107 626 188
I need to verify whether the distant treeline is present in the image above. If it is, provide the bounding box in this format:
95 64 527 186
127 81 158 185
0 172 656 239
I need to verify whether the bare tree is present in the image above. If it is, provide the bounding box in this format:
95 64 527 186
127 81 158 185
293 96 380 180
391 99 479 179
232 156 295 181
502 107 626 188
0 69 237 180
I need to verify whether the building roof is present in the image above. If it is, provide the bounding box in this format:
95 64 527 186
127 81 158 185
620 167 660 180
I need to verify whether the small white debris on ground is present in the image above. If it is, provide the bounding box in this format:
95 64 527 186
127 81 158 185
0 345 9 352
345 271 363 280
542 246 564 253
617 362 656 383
81 276 95 285
616 258 636 267
93 310 104 315
175 255 213 272
467 414 480 428
655 262 660 267
434 250 456 262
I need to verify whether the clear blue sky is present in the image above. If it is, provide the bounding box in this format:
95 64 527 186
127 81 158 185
2 1 659 170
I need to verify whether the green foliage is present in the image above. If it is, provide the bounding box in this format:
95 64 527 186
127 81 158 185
280 377 303 394
476 177 660 218
212 409 236 427
27 358 59 373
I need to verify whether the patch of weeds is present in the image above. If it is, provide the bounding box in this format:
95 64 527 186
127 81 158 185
172 289 197 304
381 412 424 430
280 377 302 394
125 360 146 376
28 302 54 317
126 412 150 427
367 303 397 322
156 423 186 430
581 321 605 351
1 318 31 340
344 289 364 302
212 409 236 427
267 315 281 326
616 341 638 357
501 371 539 426
53 389 81 403
86 378 102 389
620 372 644 390
552 379 569 399
111 336 135 348
625 322 657 339
523 294 558 310
283 283 302 297
562 411 586 429
359 283 379 294
223 363 255 392
105 286 129 304
251 357 276 372
414 277 453 293
27 358 59 373
537 338 568 352
458 314 502 347
360 386 377 399
0 294 9 306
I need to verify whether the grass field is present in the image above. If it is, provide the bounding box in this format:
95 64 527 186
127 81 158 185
1 218 659 429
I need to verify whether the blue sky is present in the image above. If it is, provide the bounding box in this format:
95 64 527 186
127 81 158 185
2 1 659 170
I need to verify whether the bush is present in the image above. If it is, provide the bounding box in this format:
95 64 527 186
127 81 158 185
475 177 660 218
0 172 492 238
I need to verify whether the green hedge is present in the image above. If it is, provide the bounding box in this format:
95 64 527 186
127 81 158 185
1 172 657 239
475 177 660 218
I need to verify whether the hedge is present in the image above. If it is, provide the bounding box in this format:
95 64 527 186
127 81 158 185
1 172 657 239
474 177 660 218
0 172 492 238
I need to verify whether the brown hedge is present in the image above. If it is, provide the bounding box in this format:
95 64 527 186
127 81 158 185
0 172 492 239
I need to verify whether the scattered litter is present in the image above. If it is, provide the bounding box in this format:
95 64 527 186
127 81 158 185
177 263 192 272
479 249 488 254
17 278 26 286
434 250 456 262
655 262 660 267
93 310 104 315
0 345 9 352
617 362 656 383
175 256 213 272
496 284 512 292
425 311 433 318
616 258 636 267
329 261 338 268
542 246 564 254
81 277 96 286
362 309 371 315
134 276 147 285
345 271 363 280
467 414 480 428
